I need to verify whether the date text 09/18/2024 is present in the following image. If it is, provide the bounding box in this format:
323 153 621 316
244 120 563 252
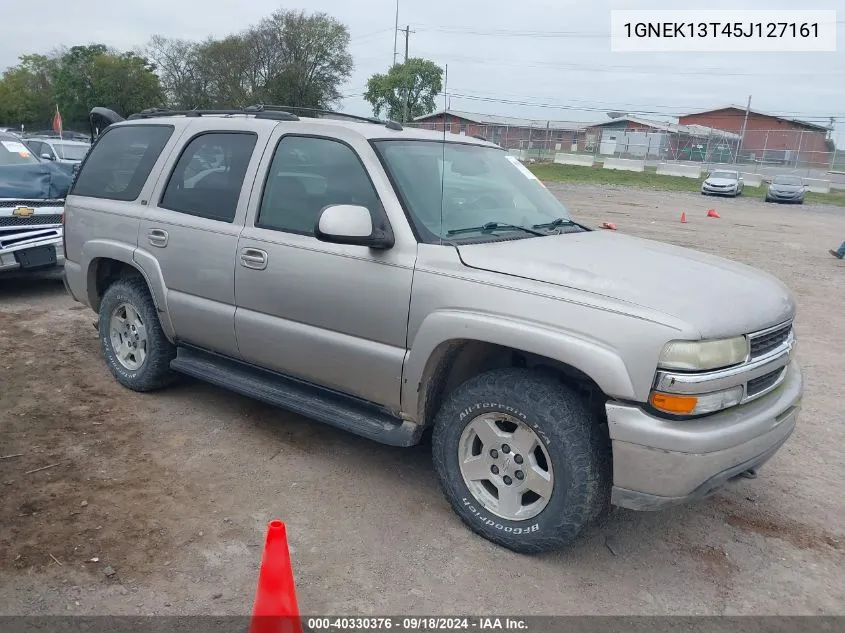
306 617 529 631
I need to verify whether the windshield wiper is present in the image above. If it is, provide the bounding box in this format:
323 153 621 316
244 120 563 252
531 217 577 230
446 221 546 237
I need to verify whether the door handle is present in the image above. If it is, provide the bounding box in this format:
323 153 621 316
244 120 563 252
148 228 168 248
240 248 268 270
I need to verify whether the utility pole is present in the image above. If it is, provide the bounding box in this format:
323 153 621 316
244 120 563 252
399 24 415 123
392 0 399 66
737 94 751 164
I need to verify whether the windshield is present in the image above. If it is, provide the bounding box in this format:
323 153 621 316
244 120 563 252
773 175 803 186
53 142 89 160
710 171 737 180
373 140 571 242
0 138 40 166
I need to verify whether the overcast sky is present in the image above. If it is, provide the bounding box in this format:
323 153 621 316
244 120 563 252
2 0 842 142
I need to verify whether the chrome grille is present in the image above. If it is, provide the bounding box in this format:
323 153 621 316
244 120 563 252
749 323 792 359
0 215 63 227
0 200 63 208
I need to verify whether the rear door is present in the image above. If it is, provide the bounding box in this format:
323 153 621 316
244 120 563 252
137 121 269 357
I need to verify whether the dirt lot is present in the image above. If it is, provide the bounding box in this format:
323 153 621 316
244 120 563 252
2 184 844 616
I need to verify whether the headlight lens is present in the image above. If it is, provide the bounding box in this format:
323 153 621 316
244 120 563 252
658 336 749 371
649 386 744 416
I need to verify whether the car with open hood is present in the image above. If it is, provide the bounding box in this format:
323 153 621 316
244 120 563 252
62 105 801 554
765 174 806 204
0 131 70 277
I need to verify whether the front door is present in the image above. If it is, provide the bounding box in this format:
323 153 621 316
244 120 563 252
234 133 415 410
138 127 263 357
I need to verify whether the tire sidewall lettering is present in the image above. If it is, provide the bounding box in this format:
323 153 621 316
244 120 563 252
461 497 539 535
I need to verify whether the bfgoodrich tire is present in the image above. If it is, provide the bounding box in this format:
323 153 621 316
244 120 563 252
98 277 177 392
431 368 610 554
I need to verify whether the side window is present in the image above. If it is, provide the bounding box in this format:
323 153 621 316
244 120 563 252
27 141 43 156
257 136 380 236
71 125 174 201
159 132 257 223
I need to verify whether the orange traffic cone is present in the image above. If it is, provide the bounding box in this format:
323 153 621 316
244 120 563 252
249 521 303 633
600 222 617 230
680 212 687 223
706 209 720 218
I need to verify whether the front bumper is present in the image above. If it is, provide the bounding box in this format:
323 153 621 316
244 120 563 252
0 239 65 276
701 185 738 196
767 191 804 203
607 360 802 510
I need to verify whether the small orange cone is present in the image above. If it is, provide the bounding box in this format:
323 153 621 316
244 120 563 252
249 521 303 633
706 209 720 218
600 222 617 230
680 212 687 223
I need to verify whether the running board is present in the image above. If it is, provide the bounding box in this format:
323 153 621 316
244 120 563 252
170 346 423 447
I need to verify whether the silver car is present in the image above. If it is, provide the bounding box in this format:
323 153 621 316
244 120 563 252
701 169 744 197
765 174 806 204
24 137 90 165
63 106 802 553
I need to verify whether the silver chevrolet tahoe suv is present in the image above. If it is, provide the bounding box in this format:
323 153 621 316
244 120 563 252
63 106 802 553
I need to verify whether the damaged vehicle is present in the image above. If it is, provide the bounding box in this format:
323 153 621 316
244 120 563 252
0 130 71 278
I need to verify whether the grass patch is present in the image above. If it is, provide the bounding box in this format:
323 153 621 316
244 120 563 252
529 163 845 208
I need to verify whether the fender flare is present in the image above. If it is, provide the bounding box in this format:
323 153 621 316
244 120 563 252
81 240 175 340
401 310 636 422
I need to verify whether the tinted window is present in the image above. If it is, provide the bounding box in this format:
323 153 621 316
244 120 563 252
257 136 380 235
72 125 173 201
160 132 257 223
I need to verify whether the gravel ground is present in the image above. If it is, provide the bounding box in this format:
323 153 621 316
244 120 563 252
1 184 844 616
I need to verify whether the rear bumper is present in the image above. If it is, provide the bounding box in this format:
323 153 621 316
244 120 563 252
607 360 802 510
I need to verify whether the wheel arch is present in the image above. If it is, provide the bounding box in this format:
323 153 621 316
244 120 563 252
403 311 636 427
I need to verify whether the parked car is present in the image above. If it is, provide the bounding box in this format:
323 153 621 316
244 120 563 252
24 137 90 165
63 106 801 554
0 131 70 277
765 174 806 204
701 169 744 197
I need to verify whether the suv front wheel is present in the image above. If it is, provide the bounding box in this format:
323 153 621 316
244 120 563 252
431 368 610 553
98 277 177 392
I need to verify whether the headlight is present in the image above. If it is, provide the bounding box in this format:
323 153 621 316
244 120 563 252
658 336 749 371
649 386 744 416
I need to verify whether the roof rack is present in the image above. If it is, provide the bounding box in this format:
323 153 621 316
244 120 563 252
256 105 404 131
124 104 404 131
127 106 299 121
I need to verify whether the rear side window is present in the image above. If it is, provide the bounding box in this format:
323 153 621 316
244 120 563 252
71 125 173 201
159 132 257 223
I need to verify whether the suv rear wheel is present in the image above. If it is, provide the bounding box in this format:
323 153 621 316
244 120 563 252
431 368 610 553
98 277 177 391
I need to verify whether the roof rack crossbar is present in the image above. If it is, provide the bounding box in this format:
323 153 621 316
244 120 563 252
248 105 404 131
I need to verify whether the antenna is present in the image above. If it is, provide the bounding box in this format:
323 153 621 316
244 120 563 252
438 63 448 246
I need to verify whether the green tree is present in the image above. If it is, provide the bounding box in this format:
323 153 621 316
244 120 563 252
365 58 443 122
0 54 57 128
52 44 162 124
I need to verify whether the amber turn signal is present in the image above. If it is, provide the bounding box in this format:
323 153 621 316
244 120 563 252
649 391 698 415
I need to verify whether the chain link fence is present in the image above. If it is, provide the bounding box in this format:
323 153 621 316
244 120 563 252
407 120 844 179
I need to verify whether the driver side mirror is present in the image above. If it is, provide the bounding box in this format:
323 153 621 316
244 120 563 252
314 204 395 250
41 153 54 161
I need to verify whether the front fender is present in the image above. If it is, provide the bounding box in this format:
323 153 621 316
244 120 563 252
401 309 637 421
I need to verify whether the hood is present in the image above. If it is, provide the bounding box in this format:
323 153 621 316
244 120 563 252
704 177 738 186
769 183 803 191
456 231 795 338
0 163 72 200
